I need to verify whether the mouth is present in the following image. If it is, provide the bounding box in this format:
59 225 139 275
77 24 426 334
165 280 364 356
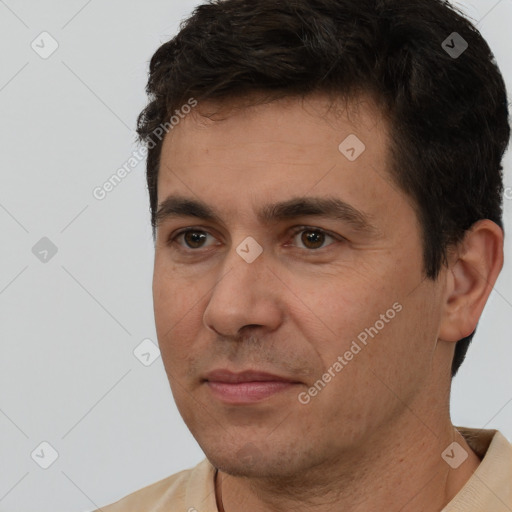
203 369 301 404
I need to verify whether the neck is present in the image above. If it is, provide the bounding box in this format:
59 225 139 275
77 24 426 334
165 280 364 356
216 416 481 512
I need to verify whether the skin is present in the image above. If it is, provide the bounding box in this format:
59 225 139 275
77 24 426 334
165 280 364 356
152 92 503 512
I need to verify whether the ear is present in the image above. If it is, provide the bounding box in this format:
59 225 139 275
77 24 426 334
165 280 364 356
438 219 504 343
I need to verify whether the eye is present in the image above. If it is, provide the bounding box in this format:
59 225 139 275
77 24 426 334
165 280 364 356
167 226 342 253
288 226 340 250
168 228 217 250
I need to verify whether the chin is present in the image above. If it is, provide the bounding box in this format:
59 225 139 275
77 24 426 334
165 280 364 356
203 443 262 474
204 441 303 479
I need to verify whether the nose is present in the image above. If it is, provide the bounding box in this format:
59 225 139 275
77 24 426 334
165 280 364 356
203 244 284 339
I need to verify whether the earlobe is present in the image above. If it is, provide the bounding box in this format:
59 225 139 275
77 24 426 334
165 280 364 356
438 219 504 343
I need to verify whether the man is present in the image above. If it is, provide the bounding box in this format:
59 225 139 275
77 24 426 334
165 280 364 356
95 0 511 510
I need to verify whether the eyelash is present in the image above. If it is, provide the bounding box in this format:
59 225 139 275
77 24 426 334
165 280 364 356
167 226 343 253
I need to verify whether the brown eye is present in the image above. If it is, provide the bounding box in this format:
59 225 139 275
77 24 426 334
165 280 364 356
301 230 325 249
169 229 215 250
290 227 338 250
183 230 208 249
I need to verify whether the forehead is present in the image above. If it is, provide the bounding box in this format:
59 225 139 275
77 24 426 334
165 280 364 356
163 92 387 157
155 92 407 233
160 93 389 178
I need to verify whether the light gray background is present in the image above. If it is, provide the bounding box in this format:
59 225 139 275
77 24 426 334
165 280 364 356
0 1 511 511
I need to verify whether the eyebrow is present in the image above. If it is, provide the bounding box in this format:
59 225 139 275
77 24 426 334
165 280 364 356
155 194 380 236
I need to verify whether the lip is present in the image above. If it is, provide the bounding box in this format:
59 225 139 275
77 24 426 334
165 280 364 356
204 369 301 404
204 369 298 383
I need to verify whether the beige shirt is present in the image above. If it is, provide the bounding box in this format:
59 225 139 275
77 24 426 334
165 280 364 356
94 427 512 512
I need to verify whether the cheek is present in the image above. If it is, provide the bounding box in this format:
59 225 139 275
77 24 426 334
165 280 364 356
291 270 417 400
152 267 204 363
296 273 392 343
153 258 204 324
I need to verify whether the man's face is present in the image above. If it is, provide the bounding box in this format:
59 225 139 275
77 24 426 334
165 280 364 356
153 93 448 478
